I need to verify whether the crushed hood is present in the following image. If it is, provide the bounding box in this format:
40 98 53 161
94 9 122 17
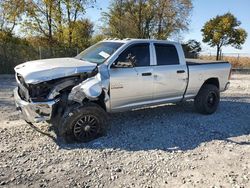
14 58 97 84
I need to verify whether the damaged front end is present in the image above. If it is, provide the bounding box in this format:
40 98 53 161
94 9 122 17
14 65 101 123
68 64 110 109
14 87 58 123
13 41 124 124
14 63 110 124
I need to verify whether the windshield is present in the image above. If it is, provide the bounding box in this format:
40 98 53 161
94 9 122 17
75 42 124 64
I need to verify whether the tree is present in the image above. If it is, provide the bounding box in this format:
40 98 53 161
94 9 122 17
154 0 192 39
18 0 96 48
182 39 201 58
0 0 25 33
0 30 37 74
61 19 94 49
90 34 106 44
201 13 247 60
24 0 59 46
62 0 90 47
0 0 97 73
102 0 192 39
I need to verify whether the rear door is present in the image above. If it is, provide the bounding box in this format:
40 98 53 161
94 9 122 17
109 43 154 111
152 43 188 101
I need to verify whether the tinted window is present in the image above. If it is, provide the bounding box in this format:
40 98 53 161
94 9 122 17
117 43 150 67
155 44 179 65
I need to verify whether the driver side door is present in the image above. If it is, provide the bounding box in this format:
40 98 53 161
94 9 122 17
109 43 154 111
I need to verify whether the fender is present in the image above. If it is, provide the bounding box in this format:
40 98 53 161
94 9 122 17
68 74 103 103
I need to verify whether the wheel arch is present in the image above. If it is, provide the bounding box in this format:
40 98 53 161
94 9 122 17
202 77 219 89
82 90 107 111
194 77 220 99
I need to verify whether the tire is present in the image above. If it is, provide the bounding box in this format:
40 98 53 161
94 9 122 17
60 102 108 143
194 84 220 115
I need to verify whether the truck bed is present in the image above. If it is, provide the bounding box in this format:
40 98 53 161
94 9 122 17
184 58 231 98
186 58 229 65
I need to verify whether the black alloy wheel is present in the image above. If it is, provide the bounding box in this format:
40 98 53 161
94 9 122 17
73 115 99 141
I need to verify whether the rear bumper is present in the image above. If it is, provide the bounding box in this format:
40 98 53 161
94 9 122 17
14 87 58 123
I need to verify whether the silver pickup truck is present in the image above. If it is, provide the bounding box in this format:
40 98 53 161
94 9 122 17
14 39 231 142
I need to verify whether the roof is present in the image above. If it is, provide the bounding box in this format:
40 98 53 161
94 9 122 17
102 38 179 45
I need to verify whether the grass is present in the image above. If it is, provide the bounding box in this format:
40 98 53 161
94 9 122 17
199 55 250 68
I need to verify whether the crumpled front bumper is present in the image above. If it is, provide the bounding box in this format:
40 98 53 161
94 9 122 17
14 87 58 123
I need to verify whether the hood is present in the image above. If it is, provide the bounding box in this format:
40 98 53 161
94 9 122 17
14 58 97 84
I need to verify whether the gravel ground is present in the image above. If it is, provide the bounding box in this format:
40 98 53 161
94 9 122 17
0 74 250 188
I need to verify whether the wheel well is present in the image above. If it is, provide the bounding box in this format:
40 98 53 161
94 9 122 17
82 91 107 111
203 78 219 89
94 91 106 111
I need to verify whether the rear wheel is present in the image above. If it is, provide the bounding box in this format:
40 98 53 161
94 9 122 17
194 84 220 114
61 103 108 142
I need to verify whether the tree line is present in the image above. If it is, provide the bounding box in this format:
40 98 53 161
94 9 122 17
1 0 193 47
0 0 193 73
0 0 98 73
0 0 96 49
102 0 192 39
0 0 248 73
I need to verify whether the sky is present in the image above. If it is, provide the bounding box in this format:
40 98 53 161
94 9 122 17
84 0 250 54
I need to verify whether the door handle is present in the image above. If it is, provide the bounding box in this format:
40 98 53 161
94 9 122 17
142 72 152 76
177 70 185 74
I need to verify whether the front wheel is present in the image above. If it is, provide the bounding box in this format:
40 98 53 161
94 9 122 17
61 103 108 142
194 84 220 114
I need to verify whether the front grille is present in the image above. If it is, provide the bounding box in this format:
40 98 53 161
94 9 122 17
28 84 51 101
16 74 83 102
16 73 52 101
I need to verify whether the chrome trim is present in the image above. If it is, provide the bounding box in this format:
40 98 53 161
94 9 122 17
14 87 58 123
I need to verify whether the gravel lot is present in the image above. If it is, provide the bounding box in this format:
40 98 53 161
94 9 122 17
0 74 250 187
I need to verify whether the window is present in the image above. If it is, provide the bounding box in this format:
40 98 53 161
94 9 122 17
75 42 123 64
116 43 150 67
154 44 180 65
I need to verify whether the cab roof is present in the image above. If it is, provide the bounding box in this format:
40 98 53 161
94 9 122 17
102 38 179 45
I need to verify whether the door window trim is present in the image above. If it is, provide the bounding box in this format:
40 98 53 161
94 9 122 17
109 42 153 69
152 43 180 66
